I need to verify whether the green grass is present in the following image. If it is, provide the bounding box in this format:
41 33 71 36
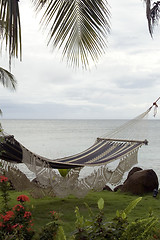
1 190 160 238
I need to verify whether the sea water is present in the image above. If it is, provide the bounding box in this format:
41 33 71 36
0 119 160 182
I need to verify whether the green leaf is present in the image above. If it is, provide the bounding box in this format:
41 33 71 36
75 206 84 228
0 0 22 68
58 169 70 177
0 67 17 90
116 210 120 217
124 197 142 215
122 211 127 219
57 226 66 240
84 202 93 217
98 198 104 210
32 0 110 68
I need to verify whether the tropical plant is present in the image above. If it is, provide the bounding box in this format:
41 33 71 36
38 210 64 240
0 176 34 240
0 67 16 113
0 0 18 92
0 67 17 90
144 0 160 36
0 175 10 213
0 0 110 69
70 197 158 240
0 0 159 69
0 180 159 240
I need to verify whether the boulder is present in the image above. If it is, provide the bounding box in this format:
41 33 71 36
121 169 159 195
124 167 143 182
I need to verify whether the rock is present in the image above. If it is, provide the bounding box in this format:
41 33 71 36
125 167 143 182
114 185 123 192
103 185 112 191
121 169 159 195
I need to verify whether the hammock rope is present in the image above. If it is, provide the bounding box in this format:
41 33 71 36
100 106 151 140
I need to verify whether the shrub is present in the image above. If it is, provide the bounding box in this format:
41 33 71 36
0 175 34 240
0 173 159 240
70 197 158 240
37 210 64 240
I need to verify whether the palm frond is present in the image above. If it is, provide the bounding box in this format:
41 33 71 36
32 0 110 68
32 0 49 10
0 67 17 90
143 0 160 36
0 0 22 66
150 1 160 32
144 0 152 36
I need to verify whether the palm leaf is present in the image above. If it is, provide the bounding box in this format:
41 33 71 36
0 67 17 90
143 0 152 36
143 0 160 36
32 0 110 68
150 1 160 33
0 0 22 66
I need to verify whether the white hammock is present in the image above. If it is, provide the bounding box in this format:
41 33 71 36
0 99 159 198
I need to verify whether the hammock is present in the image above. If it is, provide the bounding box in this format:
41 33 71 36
0 99 159 198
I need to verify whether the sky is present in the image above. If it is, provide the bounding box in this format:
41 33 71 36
0 0 160 119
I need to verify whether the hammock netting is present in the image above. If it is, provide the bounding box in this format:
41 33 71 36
0 100 158 198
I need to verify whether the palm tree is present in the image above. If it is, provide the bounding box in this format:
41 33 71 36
145 0 160 36
0 67 16 90
0 0 110 69
0 67 17 114
0 0 159 69
0 0 18 91
0 67 16 114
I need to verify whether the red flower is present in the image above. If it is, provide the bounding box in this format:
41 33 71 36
24 211 32 219
50 210 56 215
17 195 30 202
0 222 3 228
3 211 14 221
29 220 34 226
0 175 8 182
13 204 24 211
27 227 32 232
12 223 19 229
12 224 23 229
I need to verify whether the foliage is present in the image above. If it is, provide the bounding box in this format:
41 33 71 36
0 175 10 213
37 210 63 240
0 0 110 69
0 178 160 239
58 169 70 177
144 0 160 36
120 217 157 240
0 175 34 240
70 196 158 240
1 0 159 69
34 0 110 68
0 0 22 63
0 67 17 90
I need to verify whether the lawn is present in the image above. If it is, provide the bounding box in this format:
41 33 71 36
1 189 160 238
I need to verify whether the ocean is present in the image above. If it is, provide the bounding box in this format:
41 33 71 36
0 119 160 183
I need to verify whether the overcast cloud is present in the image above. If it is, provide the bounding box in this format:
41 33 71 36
0 0 160 119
